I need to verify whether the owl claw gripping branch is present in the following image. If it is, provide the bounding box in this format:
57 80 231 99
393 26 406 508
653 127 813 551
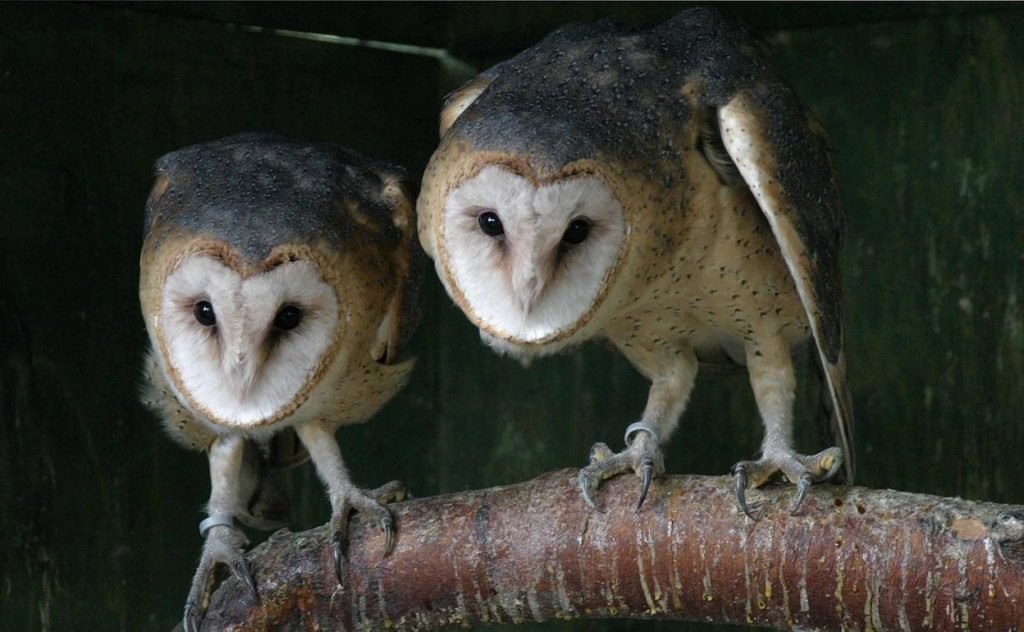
579 423 664 513
139 134 422 628
418 8 854 515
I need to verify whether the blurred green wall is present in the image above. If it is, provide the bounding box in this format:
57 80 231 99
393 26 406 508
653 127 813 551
1 3 1021 630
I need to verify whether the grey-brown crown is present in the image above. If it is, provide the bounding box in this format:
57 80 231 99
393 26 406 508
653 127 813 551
145 133 409 261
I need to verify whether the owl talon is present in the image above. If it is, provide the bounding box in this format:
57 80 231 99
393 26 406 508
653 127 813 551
380 512 395 555
356 493 397 556
732 446 844 517
362 483 397 553
790 472 814 515
332 535 346 585
636 458 654 513
578 430 664 512
328 484 401 584
183 522 252 631
579 474 605 513
183 602 201 632
733 464 759 521
230 557 259 602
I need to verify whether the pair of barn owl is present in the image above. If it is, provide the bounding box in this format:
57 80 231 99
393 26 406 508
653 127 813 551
139 7 853 628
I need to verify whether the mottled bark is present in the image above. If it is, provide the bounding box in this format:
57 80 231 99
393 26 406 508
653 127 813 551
200 470 1024 631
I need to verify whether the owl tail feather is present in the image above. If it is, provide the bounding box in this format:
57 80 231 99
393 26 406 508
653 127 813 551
811 351 855 485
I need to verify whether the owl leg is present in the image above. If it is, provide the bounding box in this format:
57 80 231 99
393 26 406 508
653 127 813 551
578 344 699 512
732 337 843 520
183 433 259 632
295 420 404 585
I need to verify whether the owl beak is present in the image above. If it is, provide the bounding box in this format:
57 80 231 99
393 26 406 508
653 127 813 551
512 270 544 314
223 340 268 402
510 234 559 314
512 253 559 314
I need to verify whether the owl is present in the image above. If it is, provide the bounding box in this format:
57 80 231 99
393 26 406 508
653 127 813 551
418 8 854 515
138 134 421 630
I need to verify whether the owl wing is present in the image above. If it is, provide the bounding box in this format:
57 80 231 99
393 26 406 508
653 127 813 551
718 90 855 483
437 68 503 138
374 174 426 365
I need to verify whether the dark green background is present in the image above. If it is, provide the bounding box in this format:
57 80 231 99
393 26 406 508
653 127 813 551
1 3 1021 630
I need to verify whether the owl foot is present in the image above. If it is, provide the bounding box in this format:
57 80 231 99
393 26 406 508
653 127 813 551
328 480 406 585
732 446 843 520
183 519 257 632
578 424 665 513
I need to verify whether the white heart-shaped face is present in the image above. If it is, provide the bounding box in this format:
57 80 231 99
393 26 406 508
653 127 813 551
156 255 339 427
441 165 627 344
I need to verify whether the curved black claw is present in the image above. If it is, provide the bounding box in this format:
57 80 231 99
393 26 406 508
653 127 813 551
789 472 814 515
362 481 401 556
733 464 759 521
183 602 201 632
356 497 397 558
578 437 665 513
380 511 395 556
578 473 605 513
636 458 655 513
331 527 348 585
230 557 259 603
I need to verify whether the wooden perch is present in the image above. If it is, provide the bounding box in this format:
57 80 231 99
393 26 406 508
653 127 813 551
199 469 1024 630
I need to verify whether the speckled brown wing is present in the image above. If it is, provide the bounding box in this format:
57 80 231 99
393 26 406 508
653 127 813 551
718 88 855 483
371 174 426 365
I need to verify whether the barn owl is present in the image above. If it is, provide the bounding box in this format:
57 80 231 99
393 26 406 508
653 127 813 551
418 8 854 515
138 134 421 630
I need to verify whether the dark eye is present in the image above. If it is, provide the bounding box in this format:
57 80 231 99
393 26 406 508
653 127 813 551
273 305 303 331
193 301 216 327
477 211 504 237
562 218 591 245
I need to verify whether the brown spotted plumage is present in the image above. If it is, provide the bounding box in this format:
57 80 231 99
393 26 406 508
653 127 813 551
139 134 422 630
417 8 853 515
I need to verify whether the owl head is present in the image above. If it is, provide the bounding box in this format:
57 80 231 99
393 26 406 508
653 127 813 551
419 69 639 354
140 134 418 430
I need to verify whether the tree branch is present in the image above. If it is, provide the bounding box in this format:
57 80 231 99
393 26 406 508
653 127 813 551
199 470 1024 630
